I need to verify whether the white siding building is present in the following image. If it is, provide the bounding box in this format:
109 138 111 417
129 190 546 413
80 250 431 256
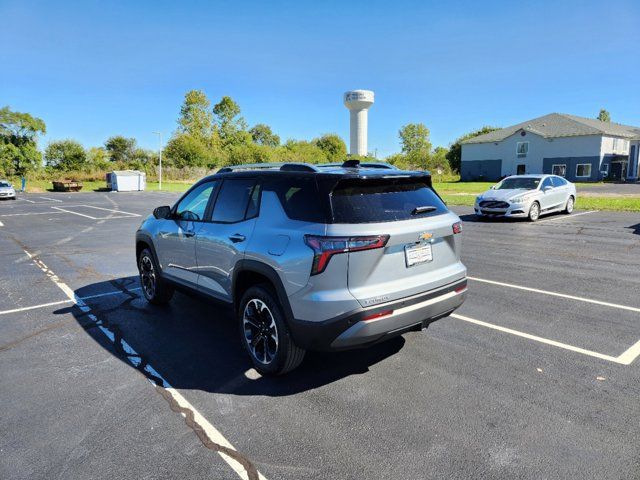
461 113 640 182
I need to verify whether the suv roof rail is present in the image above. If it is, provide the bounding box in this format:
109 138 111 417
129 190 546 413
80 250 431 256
279 163 320 172
217 162 321 174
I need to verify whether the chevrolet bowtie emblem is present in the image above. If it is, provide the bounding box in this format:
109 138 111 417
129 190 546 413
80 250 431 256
419 232 433 241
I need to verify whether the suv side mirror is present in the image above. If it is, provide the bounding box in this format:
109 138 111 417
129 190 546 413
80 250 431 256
153 205 172 219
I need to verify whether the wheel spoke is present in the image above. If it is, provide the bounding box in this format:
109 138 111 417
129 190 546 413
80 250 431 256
243 298 279 365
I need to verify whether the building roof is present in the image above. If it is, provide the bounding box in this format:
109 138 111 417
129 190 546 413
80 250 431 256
462 113 640 144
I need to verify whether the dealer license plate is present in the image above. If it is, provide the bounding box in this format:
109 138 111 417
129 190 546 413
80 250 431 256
405 242 433 267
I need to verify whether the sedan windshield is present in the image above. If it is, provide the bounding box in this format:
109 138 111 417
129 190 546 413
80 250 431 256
0 181 11 188
496 178 540 190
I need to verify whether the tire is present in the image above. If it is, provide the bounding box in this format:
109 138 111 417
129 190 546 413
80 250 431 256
138 248 174 305
564 195 575 214
239 285 305 375
528 201 541 222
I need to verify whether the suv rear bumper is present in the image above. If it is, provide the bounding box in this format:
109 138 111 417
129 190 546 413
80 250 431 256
288 278 467 351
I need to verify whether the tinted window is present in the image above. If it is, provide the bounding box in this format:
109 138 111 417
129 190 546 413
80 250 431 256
211 178 256 223
541 178 553 189
263 176 328 223
330 177 447 223
0 181 10 188
551 176 566 187
497 177 540 190
175 181 217 221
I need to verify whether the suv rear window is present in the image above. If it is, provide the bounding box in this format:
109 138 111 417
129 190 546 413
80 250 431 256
330 177 447 223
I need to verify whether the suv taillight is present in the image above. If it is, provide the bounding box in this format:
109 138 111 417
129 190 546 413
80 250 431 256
304 235 390 275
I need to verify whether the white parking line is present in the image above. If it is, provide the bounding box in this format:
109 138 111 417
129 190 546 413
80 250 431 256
535 210 597 222
0 299 71 316
468 276 640 314
0 211 65 217
51 206 97 219
51 205 141 219
451 313 640 365
0 288 143 316
39 196 62 202
21 248 266 480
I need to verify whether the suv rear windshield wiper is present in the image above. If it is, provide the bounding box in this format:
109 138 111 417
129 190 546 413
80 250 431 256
411 205 437 215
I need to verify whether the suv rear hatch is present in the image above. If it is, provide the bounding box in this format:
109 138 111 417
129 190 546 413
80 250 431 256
325 175 465 307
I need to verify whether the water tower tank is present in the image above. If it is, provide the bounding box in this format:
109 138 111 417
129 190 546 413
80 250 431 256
344 90 374 156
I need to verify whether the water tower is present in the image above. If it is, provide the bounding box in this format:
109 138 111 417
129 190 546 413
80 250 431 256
344 90 374 156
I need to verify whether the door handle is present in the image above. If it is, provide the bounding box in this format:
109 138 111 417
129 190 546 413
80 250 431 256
229 233 246 243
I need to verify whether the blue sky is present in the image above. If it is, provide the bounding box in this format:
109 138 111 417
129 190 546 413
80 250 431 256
1 0 639 157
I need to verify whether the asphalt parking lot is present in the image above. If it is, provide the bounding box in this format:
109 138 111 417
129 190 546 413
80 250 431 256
1 192 639 479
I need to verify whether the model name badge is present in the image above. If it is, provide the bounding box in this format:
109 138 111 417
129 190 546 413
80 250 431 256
363 296 390 306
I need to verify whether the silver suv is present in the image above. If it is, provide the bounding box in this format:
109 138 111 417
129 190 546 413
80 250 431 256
136 161 467 374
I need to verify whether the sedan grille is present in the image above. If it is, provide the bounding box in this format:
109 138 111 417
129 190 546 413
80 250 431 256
479 200 509 209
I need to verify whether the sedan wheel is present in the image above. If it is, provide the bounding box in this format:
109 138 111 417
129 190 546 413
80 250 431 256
565 196 575 214
528 201 540 222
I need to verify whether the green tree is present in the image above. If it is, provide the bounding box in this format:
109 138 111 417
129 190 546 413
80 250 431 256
178 90 215 142
86 147 111 170
164 133 218 169
0 106 46 175
277 140 328 164
597 108 611 123
399 123 432 154
446 126 500 173
105 135 137 162
249 124 280 147
213 96 249 145
314 133 347 163
44 140 87 171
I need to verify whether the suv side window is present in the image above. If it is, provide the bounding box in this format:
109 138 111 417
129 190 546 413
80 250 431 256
541 177 554 190
211 178 258 223
175 181 217 221
263 176 328 222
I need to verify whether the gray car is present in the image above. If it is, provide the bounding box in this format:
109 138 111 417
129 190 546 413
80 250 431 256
474 174 577 221
136 161 467 374
0 180 16 200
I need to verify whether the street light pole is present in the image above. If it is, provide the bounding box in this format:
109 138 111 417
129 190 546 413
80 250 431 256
153 131 162 190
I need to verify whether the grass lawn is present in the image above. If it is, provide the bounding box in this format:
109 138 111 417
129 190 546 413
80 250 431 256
20 179 191 193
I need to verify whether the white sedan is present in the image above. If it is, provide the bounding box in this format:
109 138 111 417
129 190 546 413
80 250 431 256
0 180 16 200
474 174 576 221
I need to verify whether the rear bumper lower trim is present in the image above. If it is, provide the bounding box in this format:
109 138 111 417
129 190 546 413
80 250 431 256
288 277 467 351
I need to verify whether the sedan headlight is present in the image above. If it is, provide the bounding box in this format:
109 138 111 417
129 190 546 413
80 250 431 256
510 195 529 204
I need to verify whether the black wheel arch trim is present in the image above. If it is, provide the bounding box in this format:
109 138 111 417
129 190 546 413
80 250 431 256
233 259 296 327
135 232 162 274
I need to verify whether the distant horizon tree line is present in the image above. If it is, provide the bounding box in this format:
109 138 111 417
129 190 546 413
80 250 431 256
0 100 615 179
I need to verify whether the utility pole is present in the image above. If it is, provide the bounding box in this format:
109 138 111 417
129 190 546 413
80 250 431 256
152 131 162 190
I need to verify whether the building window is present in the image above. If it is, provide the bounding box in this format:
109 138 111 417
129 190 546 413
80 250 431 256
517 164 526 175
576 164 592 178
516 142 528 157
552 164 566 177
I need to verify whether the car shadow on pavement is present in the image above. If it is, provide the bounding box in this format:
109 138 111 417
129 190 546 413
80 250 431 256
57 276 406 396
628 223 640 235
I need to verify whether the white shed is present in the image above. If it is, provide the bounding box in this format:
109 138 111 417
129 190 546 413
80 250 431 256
106 170 146 192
